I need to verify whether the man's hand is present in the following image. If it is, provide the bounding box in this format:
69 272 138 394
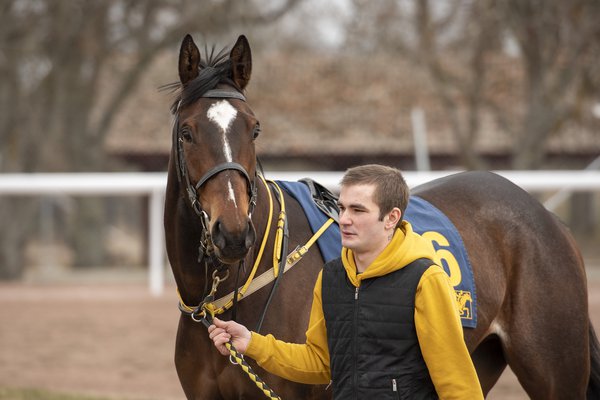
208 317 252 356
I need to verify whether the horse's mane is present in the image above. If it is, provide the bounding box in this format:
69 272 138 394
162 44 239 115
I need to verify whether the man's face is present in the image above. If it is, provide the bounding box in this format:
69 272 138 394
338 183 389 255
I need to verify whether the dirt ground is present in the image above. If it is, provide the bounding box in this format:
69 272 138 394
2 269 600 400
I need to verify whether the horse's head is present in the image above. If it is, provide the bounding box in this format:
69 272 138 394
171 34 260 264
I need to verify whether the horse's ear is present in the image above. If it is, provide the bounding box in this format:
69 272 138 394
178 34 200 85
230 35 252 90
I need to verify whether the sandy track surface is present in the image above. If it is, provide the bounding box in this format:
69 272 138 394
2 273 600 400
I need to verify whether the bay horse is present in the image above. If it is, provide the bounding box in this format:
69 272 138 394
164 34 600 399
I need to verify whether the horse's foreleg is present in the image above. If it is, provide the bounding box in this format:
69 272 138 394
175 316 222 400
470 333 508 395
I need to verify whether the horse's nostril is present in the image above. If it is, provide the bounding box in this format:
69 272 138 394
245 220 256 250
212 220 226 250
211 219 254 254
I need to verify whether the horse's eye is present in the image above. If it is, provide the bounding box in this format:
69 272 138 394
180 127 193 142
252 122 261 140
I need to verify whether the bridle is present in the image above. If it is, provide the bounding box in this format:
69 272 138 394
172 88 258 264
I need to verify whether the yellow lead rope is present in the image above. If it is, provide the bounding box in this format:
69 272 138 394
225 341 282 400
197 309 282 400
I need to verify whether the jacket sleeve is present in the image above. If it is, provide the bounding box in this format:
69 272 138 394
415 265 484 400
244 271 331 384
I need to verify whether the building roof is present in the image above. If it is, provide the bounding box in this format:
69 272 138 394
105 50 600 163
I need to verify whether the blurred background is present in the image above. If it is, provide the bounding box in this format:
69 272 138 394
1 0 599 280
0 0 599 398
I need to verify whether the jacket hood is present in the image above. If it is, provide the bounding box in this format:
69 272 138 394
341 220 436 287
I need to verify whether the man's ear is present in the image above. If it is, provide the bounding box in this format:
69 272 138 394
385 208 402 229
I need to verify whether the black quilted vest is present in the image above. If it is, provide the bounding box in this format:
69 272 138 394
322 257 438 400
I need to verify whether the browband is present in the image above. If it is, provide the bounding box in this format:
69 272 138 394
202 89 246 102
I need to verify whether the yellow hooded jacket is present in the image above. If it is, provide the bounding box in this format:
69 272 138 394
245 221 484 399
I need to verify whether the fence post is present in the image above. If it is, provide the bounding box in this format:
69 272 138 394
149 189 165 296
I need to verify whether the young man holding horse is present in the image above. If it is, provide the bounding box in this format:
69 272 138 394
209 164 483 399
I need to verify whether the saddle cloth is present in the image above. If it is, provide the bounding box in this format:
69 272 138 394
405 196 477 328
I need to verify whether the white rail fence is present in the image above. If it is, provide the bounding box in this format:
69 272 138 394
1 170 599 296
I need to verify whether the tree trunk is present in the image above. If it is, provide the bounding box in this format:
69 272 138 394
69 198 108 268
0 198 36 280
570 192 596 236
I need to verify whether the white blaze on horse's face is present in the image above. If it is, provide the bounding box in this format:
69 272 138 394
207 100 238 161
207 100 239 206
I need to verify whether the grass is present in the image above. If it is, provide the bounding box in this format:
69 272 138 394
0 388 130 400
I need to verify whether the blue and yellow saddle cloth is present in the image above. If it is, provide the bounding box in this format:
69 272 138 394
278 181 477 329
405 196 477 328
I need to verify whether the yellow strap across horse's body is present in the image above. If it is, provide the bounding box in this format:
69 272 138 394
211 217 335 310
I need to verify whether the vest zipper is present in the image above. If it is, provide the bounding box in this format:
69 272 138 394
353 285 360 399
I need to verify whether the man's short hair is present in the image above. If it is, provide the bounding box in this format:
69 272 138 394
340 164 410 222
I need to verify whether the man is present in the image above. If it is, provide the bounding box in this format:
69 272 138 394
209 164 483 399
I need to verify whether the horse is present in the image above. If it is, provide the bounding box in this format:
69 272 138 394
163 34 600 399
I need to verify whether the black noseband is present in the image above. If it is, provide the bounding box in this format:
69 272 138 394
195 162 252 191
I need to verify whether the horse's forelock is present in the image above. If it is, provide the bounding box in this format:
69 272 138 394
165 45 241 115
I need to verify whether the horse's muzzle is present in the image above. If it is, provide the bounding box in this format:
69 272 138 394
211 218 256 264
